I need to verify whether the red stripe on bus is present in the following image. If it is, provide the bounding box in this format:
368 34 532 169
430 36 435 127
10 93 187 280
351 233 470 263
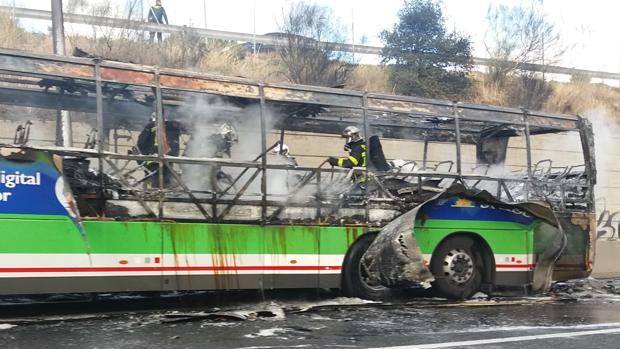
0 266 343 273
496 264 535 269
0 264 538 273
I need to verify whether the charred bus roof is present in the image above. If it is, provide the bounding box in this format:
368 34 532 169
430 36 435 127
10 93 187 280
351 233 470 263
0 48 584 143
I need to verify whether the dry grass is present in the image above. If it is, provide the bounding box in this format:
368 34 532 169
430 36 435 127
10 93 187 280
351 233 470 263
472 69 620 121
65 27 289 82
199 46 287 82
65 28 208 68
1 13 619 120
471 72 510 106
545 81 620 118
0 14 51 53
347 64 391 93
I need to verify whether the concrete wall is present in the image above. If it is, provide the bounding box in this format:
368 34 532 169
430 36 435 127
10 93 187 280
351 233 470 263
592 241 620 278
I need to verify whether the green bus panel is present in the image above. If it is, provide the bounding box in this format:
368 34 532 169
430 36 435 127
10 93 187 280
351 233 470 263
415 219 534 255
0 214 367 255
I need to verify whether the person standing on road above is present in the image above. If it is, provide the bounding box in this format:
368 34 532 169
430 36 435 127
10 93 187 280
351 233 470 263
148 0 168 43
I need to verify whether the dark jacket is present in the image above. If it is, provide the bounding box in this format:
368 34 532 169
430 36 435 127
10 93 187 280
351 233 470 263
137 120 180 156
336 139 366 168
148 5 168 24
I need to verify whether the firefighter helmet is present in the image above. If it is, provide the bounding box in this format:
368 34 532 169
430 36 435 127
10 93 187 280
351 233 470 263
342 126 362 144
218 123 238 143
273 142 290 156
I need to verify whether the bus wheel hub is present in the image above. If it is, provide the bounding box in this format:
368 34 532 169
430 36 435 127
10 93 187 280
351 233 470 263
443 249 474 284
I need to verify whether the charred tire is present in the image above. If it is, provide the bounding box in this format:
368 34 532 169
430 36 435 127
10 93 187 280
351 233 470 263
341 233 398 301
430 235 484 299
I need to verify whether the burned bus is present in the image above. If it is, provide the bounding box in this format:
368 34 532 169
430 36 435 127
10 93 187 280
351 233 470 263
0 49 596 299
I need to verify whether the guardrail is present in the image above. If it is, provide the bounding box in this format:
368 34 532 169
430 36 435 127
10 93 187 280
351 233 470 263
1 6 619 81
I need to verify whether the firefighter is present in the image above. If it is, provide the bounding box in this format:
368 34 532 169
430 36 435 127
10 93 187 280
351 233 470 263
137 112 180 187
327 126 366 184
273 142 298 167
148 0 168 43
270 143 298 192
205 122 238 191
209 123 238 158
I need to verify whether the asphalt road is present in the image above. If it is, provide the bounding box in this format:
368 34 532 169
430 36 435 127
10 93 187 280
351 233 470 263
2 279 620 349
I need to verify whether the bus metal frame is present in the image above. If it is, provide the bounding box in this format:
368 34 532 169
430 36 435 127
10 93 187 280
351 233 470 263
0 48 597 295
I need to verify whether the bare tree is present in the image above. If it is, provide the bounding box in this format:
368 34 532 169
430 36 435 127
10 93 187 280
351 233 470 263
65 0 142 58
278 2 353 87
484 1 564 85
65 0 207 69
483 1 565 109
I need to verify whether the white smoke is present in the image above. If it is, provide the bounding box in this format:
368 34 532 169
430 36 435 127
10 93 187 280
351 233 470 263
583 108 620 212
176 96 296 200
172 98 376 208
176 96 238 193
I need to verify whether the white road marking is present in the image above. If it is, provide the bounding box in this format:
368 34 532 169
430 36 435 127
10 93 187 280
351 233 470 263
372 327 620 349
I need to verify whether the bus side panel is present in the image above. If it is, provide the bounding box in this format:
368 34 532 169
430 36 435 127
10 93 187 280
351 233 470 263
158 223 322 291
318 226 367 288
0 217 165 295
416 222 534 287
0 214 87 294
415 197 536 287
0 216 366 295
158 223 365 291
0 149 109 294
552 212 596 280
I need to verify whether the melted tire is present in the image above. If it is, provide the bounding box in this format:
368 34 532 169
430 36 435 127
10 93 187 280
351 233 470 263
341 233 398 301
430 235 484 299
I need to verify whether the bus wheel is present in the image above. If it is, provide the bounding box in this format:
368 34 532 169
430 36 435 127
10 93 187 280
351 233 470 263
430 235 484 299
341 233 398 301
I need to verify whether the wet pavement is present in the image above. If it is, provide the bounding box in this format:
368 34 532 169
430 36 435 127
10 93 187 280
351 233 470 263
2 279 620 348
